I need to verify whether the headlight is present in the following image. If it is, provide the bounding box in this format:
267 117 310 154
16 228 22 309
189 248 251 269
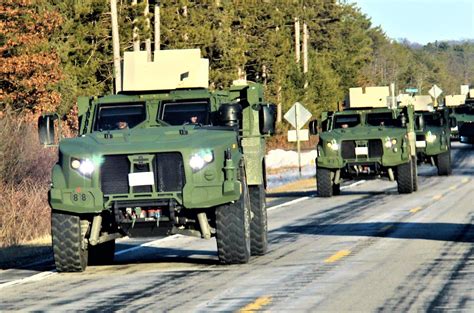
384 137 397 148
426 131 437 143
189 150 214 172
326 139 339 151
70 158 96 177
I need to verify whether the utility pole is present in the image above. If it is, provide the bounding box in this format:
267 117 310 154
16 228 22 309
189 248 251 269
154 1 160 55
303 22 309 89
294 17 300 64
145 0 152 61
132 0 139 51
110 0 122 93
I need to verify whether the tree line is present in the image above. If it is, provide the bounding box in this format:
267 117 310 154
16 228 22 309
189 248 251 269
2 0 474 124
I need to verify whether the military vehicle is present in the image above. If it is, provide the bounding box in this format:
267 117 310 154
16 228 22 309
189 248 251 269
38 49 276 272
309 86 418 197
448 90 474 144
412 96 453 175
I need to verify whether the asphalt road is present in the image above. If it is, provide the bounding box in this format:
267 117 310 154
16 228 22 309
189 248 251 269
0 142 472 312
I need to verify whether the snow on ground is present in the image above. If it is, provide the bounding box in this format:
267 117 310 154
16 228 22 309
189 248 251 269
266 149 317 189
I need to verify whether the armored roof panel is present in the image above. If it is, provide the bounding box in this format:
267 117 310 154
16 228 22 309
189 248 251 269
445 94 467 107
348 86 390 108
122 49 209 92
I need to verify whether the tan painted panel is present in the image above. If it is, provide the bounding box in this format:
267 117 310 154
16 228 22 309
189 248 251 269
412 95 433 111
470 89 474 98
122 49 209 91
348 86 390 108
445 94 466 107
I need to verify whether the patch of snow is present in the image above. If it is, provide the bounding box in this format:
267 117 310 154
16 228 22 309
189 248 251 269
266 149 317 169
265 149 317 189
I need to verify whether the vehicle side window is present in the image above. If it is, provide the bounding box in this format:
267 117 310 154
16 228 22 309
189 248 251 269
334 114 360 128
94 103 146 131
160 101 210 125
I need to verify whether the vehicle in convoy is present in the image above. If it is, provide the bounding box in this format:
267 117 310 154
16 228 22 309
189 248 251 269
446 90 474 144
309 86 418 197
412 96 453 175
38 49 276 272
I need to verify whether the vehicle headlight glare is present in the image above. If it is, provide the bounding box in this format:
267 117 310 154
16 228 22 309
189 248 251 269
426 132 437 143
384 140 392 148
189 150 214 172
189 154 205 171
71 158 95 177
79 159 95 176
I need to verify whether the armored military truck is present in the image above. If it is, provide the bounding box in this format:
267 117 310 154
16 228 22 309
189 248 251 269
38 50 276 272
412 96 453 175
309 86 418 197
446 90 474 144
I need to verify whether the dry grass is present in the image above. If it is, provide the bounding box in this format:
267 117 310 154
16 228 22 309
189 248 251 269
0 114 56 248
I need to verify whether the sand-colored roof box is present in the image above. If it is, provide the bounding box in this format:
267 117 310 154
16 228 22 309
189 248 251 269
445 94 467 107
412 95 433 111
122 49 209 91
348 87 390 108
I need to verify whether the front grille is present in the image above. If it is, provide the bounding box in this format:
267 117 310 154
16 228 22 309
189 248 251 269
459 122 474 137
341 140 383 159
100 153 185 195
341 141 356 159
368 139 383 158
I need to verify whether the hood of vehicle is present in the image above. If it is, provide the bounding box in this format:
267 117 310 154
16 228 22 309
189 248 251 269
59 126 235 156
320 126 407 141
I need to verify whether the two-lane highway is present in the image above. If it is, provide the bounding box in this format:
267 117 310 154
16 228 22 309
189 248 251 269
0 143 472 311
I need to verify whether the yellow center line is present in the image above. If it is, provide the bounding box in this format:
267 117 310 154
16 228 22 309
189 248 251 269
432 194 443 200
462 178 470 183
239 296 272 312
410 207 422 213
448 185 457 191
324 250 351 263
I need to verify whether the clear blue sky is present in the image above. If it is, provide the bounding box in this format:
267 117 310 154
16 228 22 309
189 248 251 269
351 0 474 44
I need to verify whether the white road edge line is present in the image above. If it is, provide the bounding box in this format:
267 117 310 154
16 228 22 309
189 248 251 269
0 270 57 290
0 179 367 289
267 180 366 212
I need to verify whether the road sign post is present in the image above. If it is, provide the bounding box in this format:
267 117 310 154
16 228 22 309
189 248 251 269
284 102 312 177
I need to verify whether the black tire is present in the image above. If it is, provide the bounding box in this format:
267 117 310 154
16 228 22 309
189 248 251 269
51 212 88 272
397 158 414 194
437 150 452 176
332 183 341 196
317 167 333 197
412 156 418 192
216 178 251 264
88 240 116 265
249 184 267 256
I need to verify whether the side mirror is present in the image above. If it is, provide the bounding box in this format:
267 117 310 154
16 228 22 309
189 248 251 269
450 117 457 128
38 113 58 146
309 120 318 135
259 104 277 135
415 114 424 131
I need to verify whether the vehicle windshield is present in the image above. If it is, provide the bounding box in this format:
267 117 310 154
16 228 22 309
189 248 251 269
366 112 402 127
423 113 444 127
333 114 360 129
94 103 146 131
160 101 210 125
454 105 474 115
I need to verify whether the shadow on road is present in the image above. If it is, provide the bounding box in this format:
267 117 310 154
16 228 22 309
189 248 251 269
277 221 473 243
113 245 218 266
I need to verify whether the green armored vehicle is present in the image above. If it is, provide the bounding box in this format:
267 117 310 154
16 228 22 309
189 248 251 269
310 87 418 197
452 102 474 144
38 50 276 272
413 99 453 175
446 91 474 144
